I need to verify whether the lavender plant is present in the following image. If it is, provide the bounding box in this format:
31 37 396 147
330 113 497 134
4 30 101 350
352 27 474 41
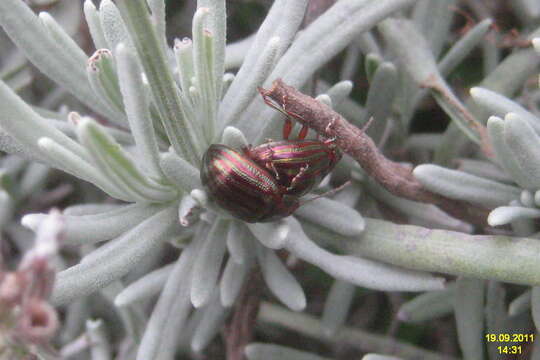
0 0 540 359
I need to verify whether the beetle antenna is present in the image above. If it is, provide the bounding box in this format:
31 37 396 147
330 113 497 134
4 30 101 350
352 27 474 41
361 117 374 133
299 180 351 206
258 87 289 116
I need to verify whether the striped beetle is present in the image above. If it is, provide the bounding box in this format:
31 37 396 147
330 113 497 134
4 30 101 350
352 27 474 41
200 92 342 222
200 144 300 223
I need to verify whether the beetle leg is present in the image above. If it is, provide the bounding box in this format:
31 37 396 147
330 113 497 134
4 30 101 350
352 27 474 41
241 144 253 156
297 124 309 140
287 164 310 191
264 144 281 180
261 91 290 117
283 117 293 140
268 161 280 180
361 116 375 132
299 180 351 205
325 116 336 136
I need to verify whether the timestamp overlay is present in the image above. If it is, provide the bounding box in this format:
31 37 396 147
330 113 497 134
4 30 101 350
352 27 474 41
485 333 535 355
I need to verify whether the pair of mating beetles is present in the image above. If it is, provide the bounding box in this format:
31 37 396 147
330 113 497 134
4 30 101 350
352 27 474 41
201 96 342 223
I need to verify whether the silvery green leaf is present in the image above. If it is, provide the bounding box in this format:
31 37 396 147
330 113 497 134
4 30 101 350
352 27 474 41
471 87 540 130
77 118 176 202
487 116 535 189
174 307 205 352
52 206 177 305
227 221 253 264
503 112 540 189
328 81 367 128
511 1 540 24
0 79 88 163
174 37 195 95
116 43 164 180
534 38 540 53
191 291 229 352
86 319 112 360
344 217 540 286
379 18 481 144
19 162 49 198
365 53 383 83
223 0 307 128
365 180 471 233
246 343 332 360
196 0 226 99
191 188 210 207
192 8 217 141
160 151 202 192
321 280 356 335
521 190 535 207
490 206 540 226
23 204 166 245
315 94 332 107
508 290 531 316
101 281 147 342
38 137 134 202
222 126 249 149
61 299 90 344
456 158 513 184
340 43 361 81
63 203 123 216
137 233 201 360
411 0 455 59
84 0 108 50
116 0 202 165
287 217 445 292
485 281 507 359
454 277 485 360
44 116 135 145
0 0 106 116
295 197 365 236
324 80 353 107
220 36 280 127
220 257 249 307
331 183 362 208
0 191 13 233
87 49 127 123
413 164 521 208
397 285 454 323
438 19 492 76
179 195 201 227
251 0 417 141
363 355 403 360
147 0 167 51
247 221 289 249
270 0 407 87
99 0 132 54
533 287 540 337
115 264 173 307
363 62 397 143
1 52 32 92
38 11 87 70
191 219 229 307
256 244 306 311
221 72 235 98
224 34 253 70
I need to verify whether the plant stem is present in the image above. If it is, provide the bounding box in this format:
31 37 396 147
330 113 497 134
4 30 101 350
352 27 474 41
259 79 489 226
257 302 458 360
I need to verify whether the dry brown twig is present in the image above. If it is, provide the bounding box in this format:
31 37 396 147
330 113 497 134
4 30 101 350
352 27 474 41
259 79 490 227
223 271 263 360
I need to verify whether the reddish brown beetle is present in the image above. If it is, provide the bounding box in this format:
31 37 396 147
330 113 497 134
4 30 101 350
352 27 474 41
200 144 300 223
200 91 343 223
